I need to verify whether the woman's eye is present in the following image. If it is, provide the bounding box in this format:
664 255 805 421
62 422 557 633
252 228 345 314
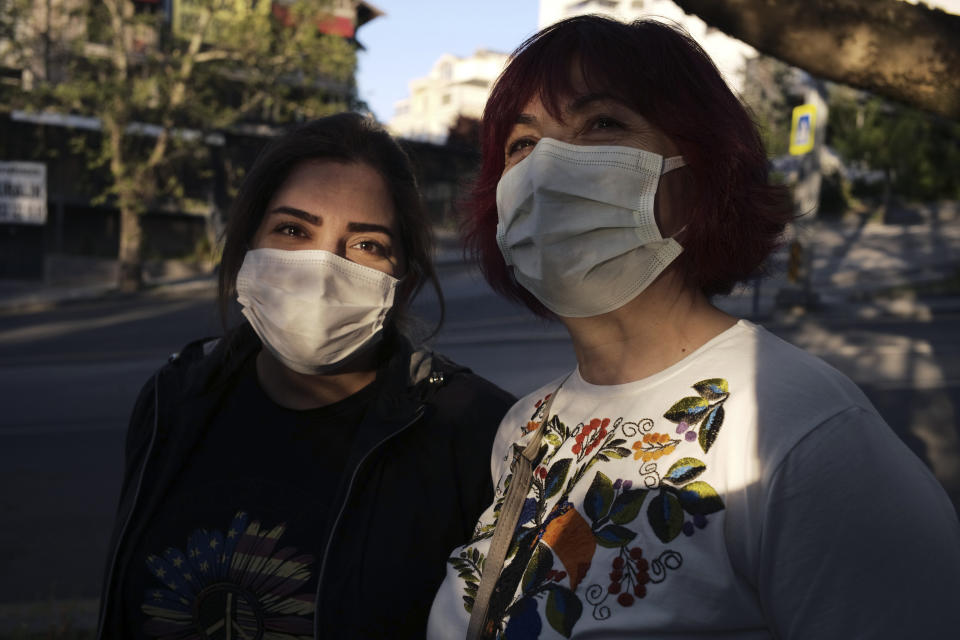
506 137 536 157
591 116 624 131
354 240 387 256
275 223 306 238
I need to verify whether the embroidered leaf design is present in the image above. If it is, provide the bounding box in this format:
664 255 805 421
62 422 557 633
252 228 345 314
545 584 583 638
664 457 707 485
677 481 725 515
518 497 538 527
604 447 632 460
450 558 475 581
455 554 481 612
648 490 684 542
693 378 729 400
505 596 543 637
663 396 710 424
594 523 637 548
584 471 615 523
698 405 725 454
545 432 562 447
544 459 572 499
521 542 554 594
608 488 649 525
550 415 568 439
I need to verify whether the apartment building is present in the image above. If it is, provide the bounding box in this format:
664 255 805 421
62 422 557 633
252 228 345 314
389 49 508 143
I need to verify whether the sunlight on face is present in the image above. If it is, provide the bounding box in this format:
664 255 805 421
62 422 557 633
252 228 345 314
251 160 404 277
501 67 680 176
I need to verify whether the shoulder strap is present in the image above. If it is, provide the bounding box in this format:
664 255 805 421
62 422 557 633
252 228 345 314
466 378 567 639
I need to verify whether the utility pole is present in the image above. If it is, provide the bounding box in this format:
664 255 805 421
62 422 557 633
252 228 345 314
776 75 829 311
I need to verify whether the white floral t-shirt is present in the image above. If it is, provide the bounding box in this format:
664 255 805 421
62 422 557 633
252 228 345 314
428 320 960 639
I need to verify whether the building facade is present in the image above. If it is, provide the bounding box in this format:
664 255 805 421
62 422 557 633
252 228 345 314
389 49 508 144
0 0 380 281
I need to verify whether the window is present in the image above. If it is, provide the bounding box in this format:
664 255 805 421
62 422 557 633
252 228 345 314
439 62 453 81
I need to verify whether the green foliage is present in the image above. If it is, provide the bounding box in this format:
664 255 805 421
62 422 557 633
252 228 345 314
828 88 960 201
3 0 359 284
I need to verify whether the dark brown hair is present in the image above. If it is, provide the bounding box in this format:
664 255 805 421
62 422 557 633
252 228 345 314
218 112 443 336
465 16 793 316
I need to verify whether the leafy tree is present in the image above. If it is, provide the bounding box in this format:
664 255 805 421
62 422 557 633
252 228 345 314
2 0 359 290
828 89 960 203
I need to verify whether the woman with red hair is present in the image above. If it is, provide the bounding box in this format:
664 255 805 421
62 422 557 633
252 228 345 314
428 16 960 639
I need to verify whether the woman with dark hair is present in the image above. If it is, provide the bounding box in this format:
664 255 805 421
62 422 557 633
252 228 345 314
97 112 515 638
428 16 960 639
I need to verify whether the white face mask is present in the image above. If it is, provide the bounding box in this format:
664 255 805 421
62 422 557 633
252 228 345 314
496 138 686 318
236 248 399 375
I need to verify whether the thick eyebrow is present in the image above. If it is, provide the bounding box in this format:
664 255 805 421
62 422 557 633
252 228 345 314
266 206 320 226
513 92 620 126
567 92 620 113
265 207 393 238
348 222 395 238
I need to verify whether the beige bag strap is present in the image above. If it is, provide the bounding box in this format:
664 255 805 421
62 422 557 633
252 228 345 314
466 379 566 640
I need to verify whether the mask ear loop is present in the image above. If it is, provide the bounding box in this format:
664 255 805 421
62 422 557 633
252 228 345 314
659 156 688 242
669 223 689 242
662 155 686 174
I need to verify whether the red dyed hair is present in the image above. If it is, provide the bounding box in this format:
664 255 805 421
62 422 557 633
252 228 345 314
464 16 793 316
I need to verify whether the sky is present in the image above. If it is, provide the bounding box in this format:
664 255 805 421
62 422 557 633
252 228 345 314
354 0 960 125
355 0 540 124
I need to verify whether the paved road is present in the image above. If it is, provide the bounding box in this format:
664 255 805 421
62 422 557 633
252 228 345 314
1 262 958 619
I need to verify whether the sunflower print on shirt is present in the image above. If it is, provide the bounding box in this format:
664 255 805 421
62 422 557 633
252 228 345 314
141 510 315 639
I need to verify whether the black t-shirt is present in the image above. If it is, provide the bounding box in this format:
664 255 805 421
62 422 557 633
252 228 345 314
122 356 379 638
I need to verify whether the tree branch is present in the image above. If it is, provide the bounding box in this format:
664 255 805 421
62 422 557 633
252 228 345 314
102 0 131 80
673 0 960 119
144 5 214 171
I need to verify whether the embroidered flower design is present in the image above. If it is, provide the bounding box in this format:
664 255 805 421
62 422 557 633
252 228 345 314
631 432 679 462
675 420 699 441
453 378 732 636
525 394 553 433
662 378 730 453
607 546 651 606
572 418 610 457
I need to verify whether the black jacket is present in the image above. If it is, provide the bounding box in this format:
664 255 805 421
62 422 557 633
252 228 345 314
97 325 515 638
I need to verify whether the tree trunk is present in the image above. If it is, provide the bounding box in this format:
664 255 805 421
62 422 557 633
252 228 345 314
673 0 960 120
118 204 143 292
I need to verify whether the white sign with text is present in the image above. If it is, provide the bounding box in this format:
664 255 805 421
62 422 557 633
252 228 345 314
0 161 47 225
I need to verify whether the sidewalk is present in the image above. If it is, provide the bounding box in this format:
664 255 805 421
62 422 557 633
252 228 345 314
1 216 958 317
713 215 960 321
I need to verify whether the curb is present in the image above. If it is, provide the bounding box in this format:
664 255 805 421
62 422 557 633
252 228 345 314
0 276 216 315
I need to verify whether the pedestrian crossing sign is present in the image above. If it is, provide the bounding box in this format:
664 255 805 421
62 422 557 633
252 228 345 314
789 104 816 155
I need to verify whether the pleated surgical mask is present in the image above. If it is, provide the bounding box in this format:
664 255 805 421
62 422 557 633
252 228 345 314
236 248 398 375
496 138 686 318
